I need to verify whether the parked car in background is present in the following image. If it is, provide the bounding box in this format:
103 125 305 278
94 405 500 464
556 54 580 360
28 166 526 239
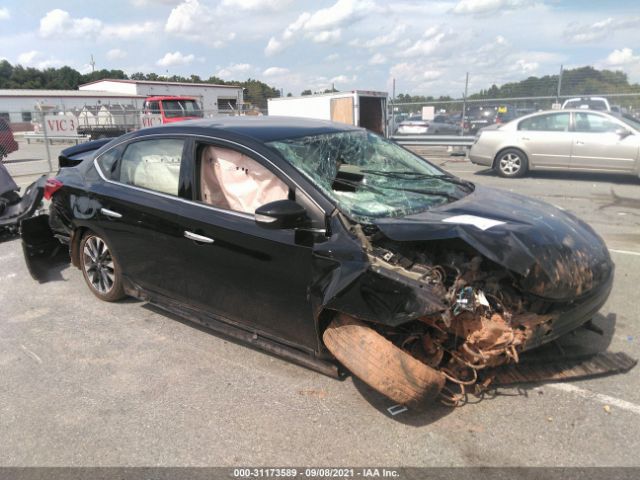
0 118 19 159
464 104 518 134
562 97 611 112
469 109 640 177
395 114 460 135
20 117 614 407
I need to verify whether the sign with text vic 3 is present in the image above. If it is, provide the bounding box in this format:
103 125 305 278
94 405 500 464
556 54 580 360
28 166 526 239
140 114 163 129
44 115 78 137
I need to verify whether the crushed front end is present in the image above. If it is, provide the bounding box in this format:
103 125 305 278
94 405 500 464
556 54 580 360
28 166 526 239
318 189 617 404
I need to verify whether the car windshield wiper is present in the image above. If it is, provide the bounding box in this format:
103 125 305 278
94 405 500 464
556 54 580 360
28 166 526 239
331 177 385 195
360 169 474 191
373 183 460 202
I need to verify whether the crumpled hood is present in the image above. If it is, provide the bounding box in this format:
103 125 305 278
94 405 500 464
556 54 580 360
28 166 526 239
374 185 613 300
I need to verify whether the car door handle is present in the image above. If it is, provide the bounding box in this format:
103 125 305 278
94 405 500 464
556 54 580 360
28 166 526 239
184 231 215 244
100 208 122 219
521 137 530 141
576 141 585 145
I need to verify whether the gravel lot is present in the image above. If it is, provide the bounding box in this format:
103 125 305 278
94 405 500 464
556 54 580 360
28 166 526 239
1 146 639 467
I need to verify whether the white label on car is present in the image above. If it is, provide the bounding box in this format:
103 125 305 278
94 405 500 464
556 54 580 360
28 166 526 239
442 214 506 231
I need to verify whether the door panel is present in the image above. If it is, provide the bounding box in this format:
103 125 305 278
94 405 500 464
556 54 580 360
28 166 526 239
520 132 573 168
571 133 639 171
517 112 572 168
570 112 639 171
175 206 318 349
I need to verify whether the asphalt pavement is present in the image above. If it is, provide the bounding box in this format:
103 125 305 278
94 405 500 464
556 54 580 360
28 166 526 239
1 147 639 467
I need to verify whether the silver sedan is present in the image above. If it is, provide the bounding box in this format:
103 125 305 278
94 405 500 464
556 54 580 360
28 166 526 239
469 109 640 178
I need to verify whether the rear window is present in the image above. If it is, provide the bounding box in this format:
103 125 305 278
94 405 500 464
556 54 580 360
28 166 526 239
518 113 570 132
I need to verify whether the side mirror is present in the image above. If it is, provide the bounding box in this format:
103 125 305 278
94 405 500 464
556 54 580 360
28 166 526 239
616 128 632 139
255 199 308 230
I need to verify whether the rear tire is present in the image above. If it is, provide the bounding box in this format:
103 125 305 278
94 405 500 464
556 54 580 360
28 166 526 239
323 314 445 407
79 231 125 302
495 148 528 178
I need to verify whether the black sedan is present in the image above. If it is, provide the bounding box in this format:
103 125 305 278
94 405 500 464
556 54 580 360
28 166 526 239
21 116 614 407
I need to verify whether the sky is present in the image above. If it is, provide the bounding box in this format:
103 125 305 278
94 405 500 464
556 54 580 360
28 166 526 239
0 0 639 96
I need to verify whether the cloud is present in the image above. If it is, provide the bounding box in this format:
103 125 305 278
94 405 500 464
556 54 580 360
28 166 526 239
103 21 160 39
265 37 284 56
16 50 63 69
216 63 252 79
220 0 293 11
312 29 341 43
156 51 195 67
39 9 161 41
303 0 373 31
265 0 373 55
605 48 640 67
564 17 640 43
601 48 640 82
131 0 181 5
106 49 127 61
330 74 357 85
0 7 9 20
39 9 102 38
390 62 443 83
369 53 387 65
263 67 290 76
351 24 407 48
17 51 40 64
451 0 536 15
165 0 230 46
165 0 205 33
398 25 458 58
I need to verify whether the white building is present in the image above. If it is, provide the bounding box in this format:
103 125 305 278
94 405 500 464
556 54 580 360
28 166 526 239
0 89 145 130
78 79 244 114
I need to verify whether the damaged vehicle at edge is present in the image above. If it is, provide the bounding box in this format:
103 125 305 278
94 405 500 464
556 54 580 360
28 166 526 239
20 117 619 407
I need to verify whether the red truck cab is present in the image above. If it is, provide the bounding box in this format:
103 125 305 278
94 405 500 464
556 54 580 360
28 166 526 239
143 96 204 124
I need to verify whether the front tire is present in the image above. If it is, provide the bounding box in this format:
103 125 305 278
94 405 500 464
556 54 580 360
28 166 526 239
495 148 528 178
323 314 445 407
79 231 125 302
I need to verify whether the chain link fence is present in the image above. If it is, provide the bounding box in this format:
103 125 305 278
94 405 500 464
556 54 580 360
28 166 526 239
1 107 271 187
388 93 640 136
388 67 640 136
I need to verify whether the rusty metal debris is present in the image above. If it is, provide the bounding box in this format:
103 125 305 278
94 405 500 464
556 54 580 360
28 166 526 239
347 226 632 407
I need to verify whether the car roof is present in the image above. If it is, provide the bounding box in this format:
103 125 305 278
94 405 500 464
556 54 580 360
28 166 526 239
133 115 361 142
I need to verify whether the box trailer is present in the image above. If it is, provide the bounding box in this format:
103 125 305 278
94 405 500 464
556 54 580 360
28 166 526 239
267 91 388 135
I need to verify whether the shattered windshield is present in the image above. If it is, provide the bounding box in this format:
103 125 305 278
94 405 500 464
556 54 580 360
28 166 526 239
267 131 472 222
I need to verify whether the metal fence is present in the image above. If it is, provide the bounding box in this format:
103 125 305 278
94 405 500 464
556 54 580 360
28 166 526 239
387 92 640 136
1 107 268 187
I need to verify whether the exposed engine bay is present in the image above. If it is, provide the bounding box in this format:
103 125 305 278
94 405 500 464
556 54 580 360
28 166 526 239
349 223 584 406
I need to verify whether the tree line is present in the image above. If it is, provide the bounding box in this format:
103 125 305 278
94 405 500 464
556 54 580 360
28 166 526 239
1 61 638 108
0 60 281 109
394 66 640 105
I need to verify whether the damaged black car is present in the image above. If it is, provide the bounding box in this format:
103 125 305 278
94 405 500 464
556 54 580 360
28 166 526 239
21 116 617 407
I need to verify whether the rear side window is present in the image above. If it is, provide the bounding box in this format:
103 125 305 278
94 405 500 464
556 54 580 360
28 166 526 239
518 113 569 132
118 139 185 195
96 148 121 180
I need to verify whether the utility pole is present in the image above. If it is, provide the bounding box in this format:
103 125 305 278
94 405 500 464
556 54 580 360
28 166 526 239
390 77 396 137
89 54 95 73
461 72 469 136
556 64 563 105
